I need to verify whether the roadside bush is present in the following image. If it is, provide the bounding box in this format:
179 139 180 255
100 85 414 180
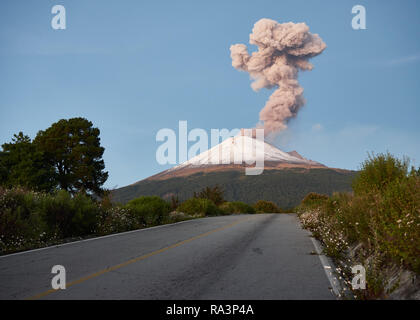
325 192 372 245
68 192 102 236
377 174 420 272
0 187 186 254
352 152 409 196
96 206 138 235
40 190 100 238
177 198 222 217
125 196 171 226
300 192 329 209
0 188 103 252
297 153 420 298
168 211 190 223
220 201 255 214
254 200 282 213
0 187 48 252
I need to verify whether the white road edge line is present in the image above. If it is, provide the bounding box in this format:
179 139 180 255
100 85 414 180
0 218 202 259
309 236 343 299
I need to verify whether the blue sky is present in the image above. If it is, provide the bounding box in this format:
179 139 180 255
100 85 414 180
0 0 419 188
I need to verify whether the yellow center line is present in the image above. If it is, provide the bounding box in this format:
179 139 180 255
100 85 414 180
27 216 254 300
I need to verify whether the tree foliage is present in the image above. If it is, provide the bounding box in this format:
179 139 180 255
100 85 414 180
0 132 55 192
34 118 108 195
352 152 409 195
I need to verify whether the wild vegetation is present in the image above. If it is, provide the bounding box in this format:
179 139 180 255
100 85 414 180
296 153 420 299
254 200 283 213
0 188 149 253
177 198 222 217
220 201 256 214
0 183 287 254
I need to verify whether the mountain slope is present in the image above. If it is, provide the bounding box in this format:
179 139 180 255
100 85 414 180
112 167 357 209
112 132 356 208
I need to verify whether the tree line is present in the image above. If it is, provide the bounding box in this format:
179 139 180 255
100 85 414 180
0 117 108 196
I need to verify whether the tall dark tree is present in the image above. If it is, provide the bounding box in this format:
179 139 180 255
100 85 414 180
34 118 108 195
0 132 56 191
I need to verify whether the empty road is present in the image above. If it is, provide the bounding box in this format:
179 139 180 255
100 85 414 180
0 214 335 300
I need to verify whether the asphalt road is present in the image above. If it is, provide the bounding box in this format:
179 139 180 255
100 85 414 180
0 214 335 300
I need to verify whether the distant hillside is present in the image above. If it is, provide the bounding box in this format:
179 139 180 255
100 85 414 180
112 168 358 209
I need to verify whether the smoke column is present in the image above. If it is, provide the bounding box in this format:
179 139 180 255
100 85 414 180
230 18 326 136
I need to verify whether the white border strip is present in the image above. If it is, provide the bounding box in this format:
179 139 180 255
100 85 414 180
310 236 343 299
0 218 201 259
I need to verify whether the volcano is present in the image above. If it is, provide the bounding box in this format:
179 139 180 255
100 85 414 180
112 132 356 208
149 132 325 180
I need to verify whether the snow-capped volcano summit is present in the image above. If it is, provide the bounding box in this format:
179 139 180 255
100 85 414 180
172 135 315 169
114 131 352 205
149 130 324 180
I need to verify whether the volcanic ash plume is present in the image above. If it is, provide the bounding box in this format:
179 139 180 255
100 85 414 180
230 18 326 135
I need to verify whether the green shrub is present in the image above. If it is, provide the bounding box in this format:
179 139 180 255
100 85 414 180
125 196 171 226
40 190 74 237
326 192 371 245
0 188 182 254
377 174 420 272
40 190 100 238
352 152 409 196
300 192 329 208
0 187 48 252
254 200 282 213
220 201 255 214
298 153 420 298
177 198 222 217
96 205 138 235
69 193 102 236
